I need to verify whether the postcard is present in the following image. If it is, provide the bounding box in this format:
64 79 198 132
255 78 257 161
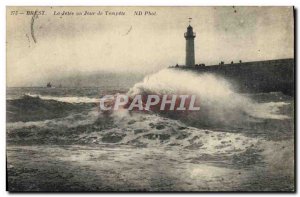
6 6 295 192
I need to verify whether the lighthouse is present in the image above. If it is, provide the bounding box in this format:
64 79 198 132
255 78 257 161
184 19 196 66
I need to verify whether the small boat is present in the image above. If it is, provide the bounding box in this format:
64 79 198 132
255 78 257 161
46 82 52 88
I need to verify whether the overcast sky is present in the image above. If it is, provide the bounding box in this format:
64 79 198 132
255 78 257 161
7 6 294 87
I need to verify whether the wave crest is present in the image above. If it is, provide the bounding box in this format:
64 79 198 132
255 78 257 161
127 69 289 128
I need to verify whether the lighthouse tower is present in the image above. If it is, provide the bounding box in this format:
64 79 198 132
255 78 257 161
184 19 196 66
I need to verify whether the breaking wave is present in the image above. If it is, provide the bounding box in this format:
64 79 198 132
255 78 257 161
6 95 96 123
6 109 259 155
7 110 100 131
127 69 290 129
24 93 100 103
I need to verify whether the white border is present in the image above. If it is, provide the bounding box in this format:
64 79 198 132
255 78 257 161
1 0 298 6
1 0 298 196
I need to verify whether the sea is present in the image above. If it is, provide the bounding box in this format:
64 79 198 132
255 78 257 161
6 69 295 191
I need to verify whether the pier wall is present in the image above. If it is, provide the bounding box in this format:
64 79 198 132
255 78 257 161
171 58 295 96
